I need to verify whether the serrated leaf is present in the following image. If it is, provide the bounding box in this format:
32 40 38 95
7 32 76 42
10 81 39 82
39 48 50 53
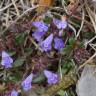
32 73 45 84
8 51 16 56
57 90 68 96
68 37 75 45
44 16 52 24
79 41 84 48
62 61 74 74
8 73 22 82
15 33 26 45
13 58 25 67
24 47 33 56
61 45 73 55
9 76 20 82
83 32 95 39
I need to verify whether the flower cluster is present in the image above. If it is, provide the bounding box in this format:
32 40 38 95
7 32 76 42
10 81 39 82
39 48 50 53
0 51 59 95
32 18 67 52
32 21 48 42
0 17 66 95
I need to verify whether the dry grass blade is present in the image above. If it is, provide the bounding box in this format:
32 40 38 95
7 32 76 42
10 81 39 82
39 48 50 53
0 0 18 12
85 1 96 33
76 9 85 39
11 0 20 16
78 52 96 70
0 5 39 35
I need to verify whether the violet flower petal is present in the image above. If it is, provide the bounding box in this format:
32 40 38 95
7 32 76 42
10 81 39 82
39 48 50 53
32 29 46 41
44 70 59 85
40 34 53 52
54 37 65 51
21 73 33 91
11 90 18 96
32 21 48 32
53 18 67 29
1 51 13 68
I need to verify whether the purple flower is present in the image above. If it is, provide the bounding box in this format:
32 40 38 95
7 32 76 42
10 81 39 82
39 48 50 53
11 90 18 96
32 21 48 32
53 18 67 29
21 73 33 91
40 34 53 52
54 37 65 51
32 29 46 41
44 70 59 85
1 51 13 68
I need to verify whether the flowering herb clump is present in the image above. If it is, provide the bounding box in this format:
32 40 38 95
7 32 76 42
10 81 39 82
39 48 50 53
0 14 75 95
0 1 94 95
32 18 67 52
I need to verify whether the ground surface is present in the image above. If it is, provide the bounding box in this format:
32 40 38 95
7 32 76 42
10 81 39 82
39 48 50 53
0 0 96 96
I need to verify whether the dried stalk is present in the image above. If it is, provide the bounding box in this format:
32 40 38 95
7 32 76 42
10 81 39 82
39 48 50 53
85 1 96 33
42 73 77 96
78 52 96 70
76 9 85 39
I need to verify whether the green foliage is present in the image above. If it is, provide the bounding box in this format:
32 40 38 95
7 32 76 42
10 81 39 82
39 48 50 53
15 33 27 45
32 73 45 84
83 32 95 39
68 37 75 45
13 58 25 67
61 37 75 55
61 45 73 55
70 17 81 28
8 73 22 82
78 41 85 48
24 47 33 56
57 90 68 96
43 16 52 24
8 51 16 56
61 60 75 75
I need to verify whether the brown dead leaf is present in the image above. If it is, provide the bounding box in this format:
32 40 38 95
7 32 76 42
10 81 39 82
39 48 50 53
0 83 6 92
69 0 76 4
67 0 78 15
36 0 54 13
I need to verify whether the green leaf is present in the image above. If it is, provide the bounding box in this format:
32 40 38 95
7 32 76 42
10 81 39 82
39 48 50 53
62 61 74 74
61 37 76 56
57 90 68 96
15 33 26 45
70 17 81 28
79 41 84 48
13 58 25 67
8 51 16 56
24 47 33 56
83 32 95 39
8 73 22 82
9 76 20 82
32 73 45 84
43 16 52 24
61 45 73 55
68 37 75 45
